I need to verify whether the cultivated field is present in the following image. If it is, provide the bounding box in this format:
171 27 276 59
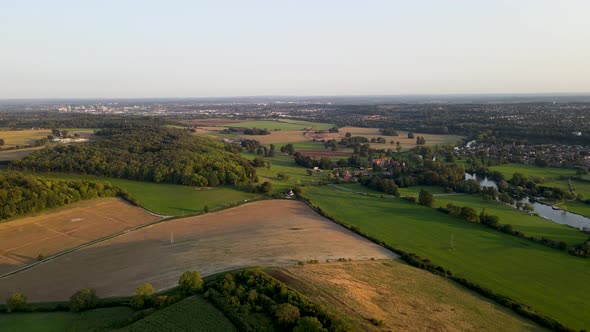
303 185 590 330
0 128 94 149
0 200 394 302
271 260 545 332
118 296 236 332
0 198 160 275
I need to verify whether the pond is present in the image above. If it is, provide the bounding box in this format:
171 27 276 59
464 173 590 230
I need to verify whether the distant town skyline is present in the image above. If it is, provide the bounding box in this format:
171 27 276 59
1 0 589 99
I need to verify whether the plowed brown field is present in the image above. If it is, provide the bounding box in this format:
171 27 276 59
0 198 159 275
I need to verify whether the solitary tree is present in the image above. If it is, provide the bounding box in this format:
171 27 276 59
178 271 203 296
131 283 154 309
418 189 434 207
70 288 99 312
0 138 4 146
6 292 28 312
407 132 414 139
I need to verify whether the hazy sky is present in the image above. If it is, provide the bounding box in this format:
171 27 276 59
1 0 589 98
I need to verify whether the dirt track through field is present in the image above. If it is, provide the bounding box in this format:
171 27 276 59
0 200 394 301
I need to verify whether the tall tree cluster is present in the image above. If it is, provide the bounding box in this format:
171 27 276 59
11 127 257 187
0 173 121 220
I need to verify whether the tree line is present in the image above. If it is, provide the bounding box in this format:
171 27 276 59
0 173 123 221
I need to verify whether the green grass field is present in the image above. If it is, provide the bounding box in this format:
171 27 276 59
0 307 134 332
432 193 587 246
226 119 333 131
242 152 321 192
13 172 258 216
303 185 590 330
118 296 236 332
489 164 576 181
558 200 590 218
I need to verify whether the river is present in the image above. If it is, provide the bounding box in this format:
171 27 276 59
464 173 590 230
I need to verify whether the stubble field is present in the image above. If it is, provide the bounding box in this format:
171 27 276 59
271 260 545 332
0 200 394 302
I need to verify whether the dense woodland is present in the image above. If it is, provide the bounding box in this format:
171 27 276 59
0 173 122 220
0 111 168 130
11 126 257 187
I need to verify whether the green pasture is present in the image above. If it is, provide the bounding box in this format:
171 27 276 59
303 185 590 330
10 171 258 216
489 164 575 181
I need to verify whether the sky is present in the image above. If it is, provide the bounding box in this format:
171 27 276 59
1 0 589 99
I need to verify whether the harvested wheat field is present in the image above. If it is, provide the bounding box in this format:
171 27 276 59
298 149 352 159
270 260 546 332
340 126 464 150
0 198 160 275
0 200 394 301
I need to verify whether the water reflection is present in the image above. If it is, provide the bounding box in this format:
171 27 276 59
464 173 590 230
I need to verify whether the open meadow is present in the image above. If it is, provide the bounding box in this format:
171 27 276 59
0 197 159 275
303 185 590 330
271 260 545 332
489 164 576 181
12 172 258 216
0 200 394 302
393 185 587 245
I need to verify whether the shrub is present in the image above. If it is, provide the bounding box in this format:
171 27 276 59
131 283 154 309
178 271 204 296
274 303 300 325
294 317 327 332
70 288 98 312
6 292 28 312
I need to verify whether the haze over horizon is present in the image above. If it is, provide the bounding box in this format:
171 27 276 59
1 0 589 99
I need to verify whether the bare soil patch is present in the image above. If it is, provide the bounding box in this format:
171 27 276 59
0 198 159 275
0 200 394 301
270 260 546 332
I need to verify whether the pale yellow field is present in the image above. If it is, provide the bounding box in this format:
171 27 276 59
271 260 545 332
0 128 95 148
